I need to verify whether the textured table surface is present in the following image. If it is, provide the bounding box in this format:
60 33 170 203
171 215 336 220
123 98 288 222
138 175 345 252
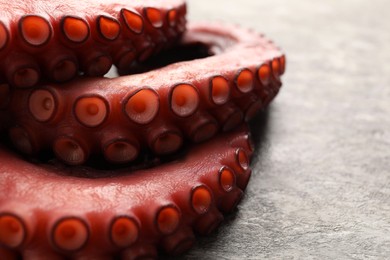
169 0 390 259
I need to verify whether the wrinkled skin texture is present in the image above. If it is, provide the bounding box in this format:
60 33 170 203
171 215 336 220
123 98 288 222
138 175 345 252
0 1 286 259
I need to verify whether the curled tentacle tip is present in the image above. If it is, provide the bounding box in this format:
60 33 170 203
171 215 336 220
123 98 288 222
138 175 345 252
0 214 26 248
110 216 139 247
19 15 52 46
52 217 89 252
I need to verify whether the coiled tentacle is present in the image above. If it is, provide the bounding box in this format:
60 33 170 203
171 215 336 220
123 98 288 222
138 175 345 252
0 0 186 88
0 2 287 257
4 23 285 165
0 125 253 258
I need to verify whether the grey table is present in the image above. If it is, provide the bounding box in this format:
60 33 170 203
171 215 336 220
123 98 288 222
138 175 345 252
170 0 390 259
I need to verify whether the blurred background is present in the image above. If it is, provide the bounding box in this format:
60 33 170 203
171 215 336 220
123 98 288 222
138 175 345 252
168 0 390 258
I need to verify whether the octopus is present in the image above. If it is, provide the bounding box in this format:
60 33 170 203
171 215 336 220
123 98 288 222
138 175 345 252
0 0 286 259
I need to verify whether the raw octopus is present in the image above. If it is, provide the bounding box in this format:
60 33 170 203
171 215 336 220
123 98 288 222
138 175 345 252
4 23 284 165
0 0 286 259
0 0 186 87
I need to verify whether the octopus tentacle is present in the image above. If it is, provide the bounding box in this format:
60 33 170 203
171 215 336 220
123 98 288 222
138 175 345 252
0 1 287 257
0 0 186 87
0 125 252 258
4 23 285 165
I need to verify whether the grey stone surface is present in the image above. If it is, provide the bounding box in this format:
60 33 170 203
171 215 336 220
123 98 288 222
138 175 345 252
168 0 390 259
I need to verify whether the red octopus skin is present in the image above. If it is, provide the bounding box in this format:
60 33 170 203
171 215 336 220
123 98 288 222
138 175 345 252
0 125 253 259
3 23 285 165
0 2 287 258
0 0 186 87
